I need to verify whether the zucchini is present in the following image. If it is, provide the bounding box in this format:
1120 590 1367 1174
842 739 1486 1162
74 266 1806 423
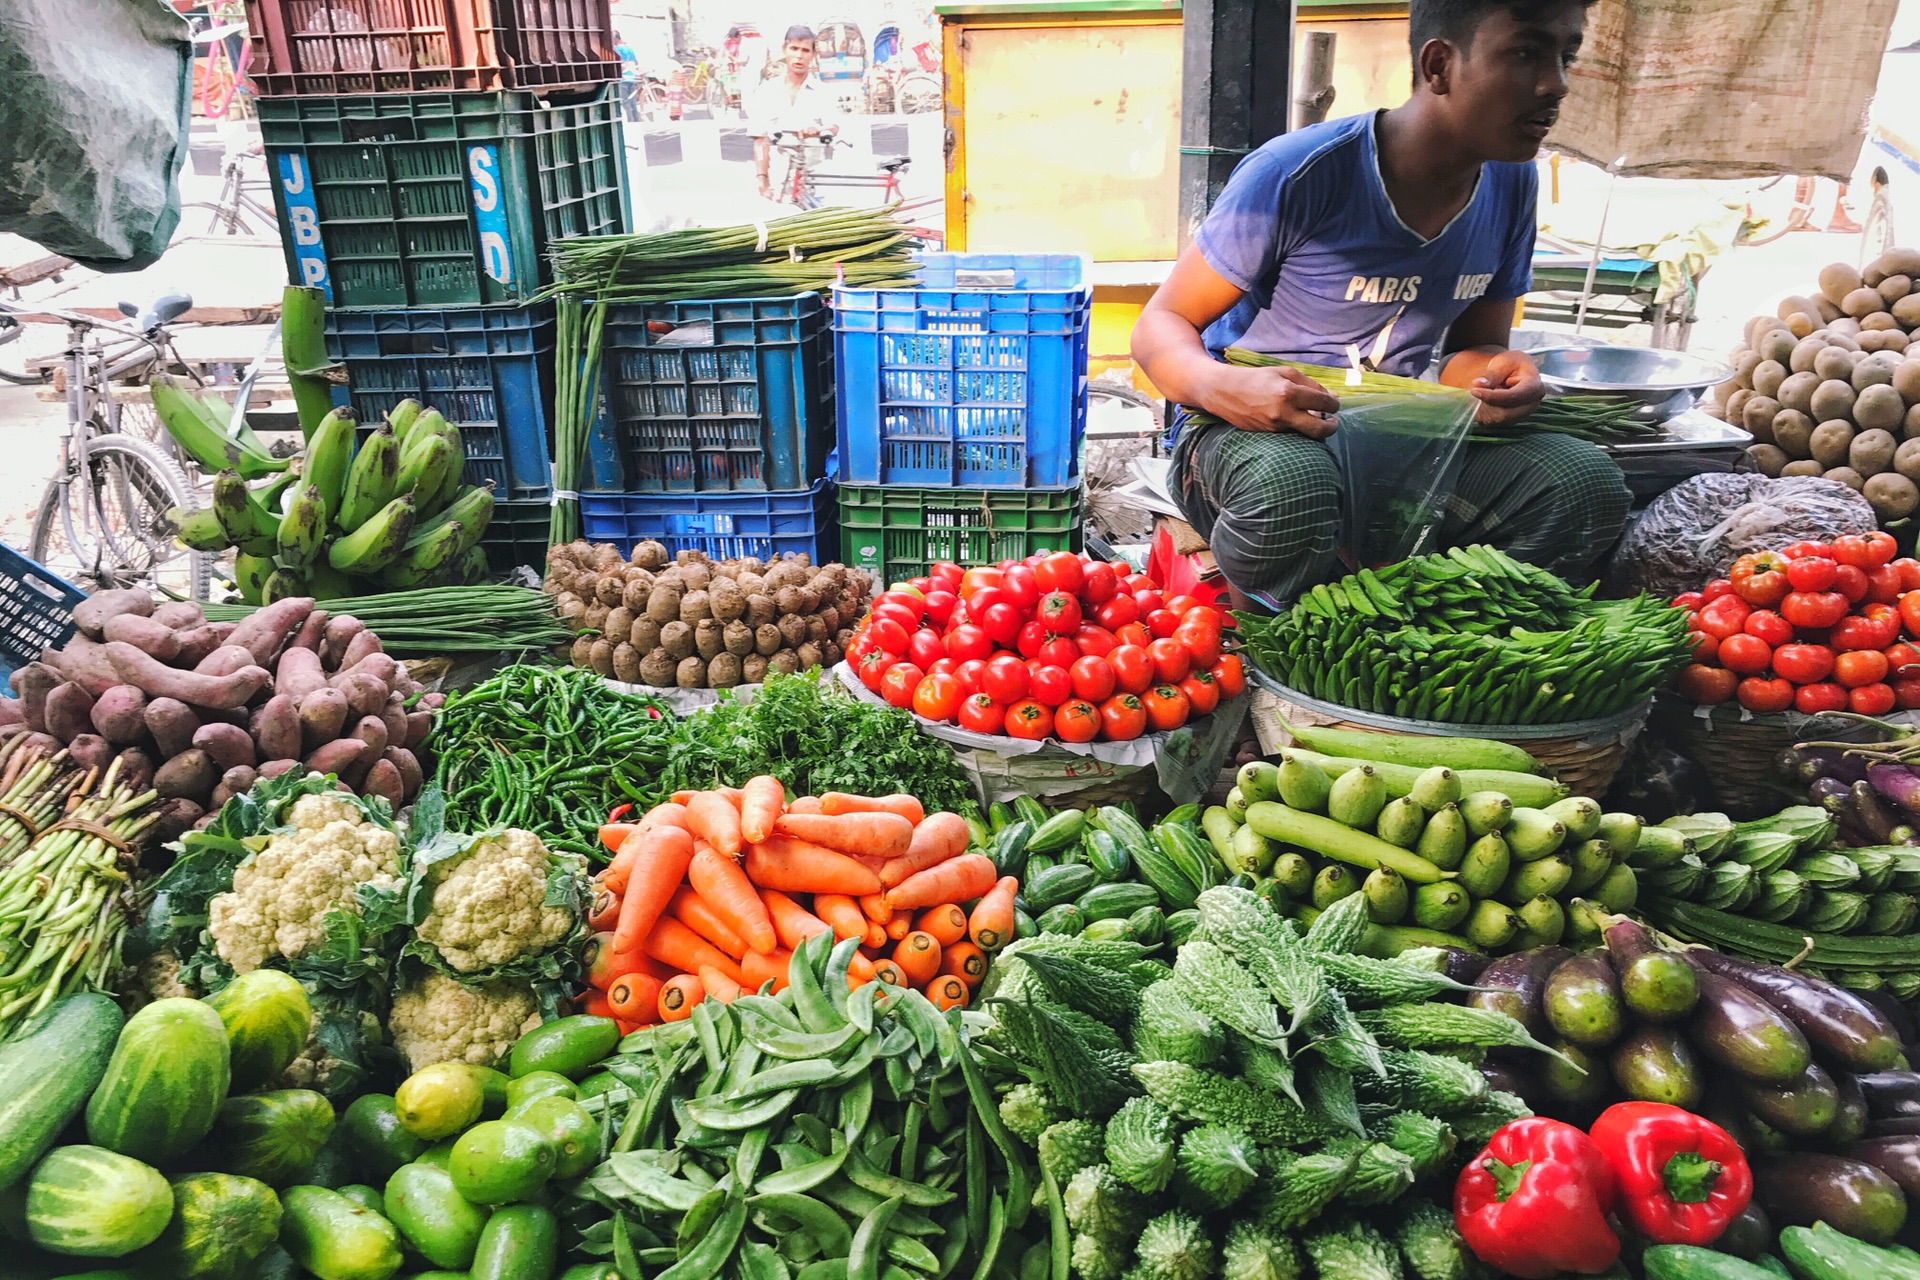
1028 811 1088 855
1036 904 1088 936
1013 797 1049 829
1094 807 1199 911
1026 864 1100 911
0 994 123 1189
1085 831 1132 882
1076 883 1162 922
991 822 1034 877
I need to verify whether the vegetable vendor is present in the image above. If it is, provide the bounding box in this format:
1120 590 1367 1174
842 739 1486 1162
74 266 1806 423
1133 0 1630 606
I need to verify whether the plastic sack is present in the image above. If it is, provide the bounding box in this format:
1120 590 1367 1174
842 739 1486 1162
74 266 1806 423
1608 472 1879 598
0 0 191 270
1323 388 1478 570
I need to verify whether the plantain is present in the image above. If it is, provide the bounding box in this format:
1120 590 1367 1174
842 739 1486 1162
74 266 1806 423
275 480 327 568
233 551 275 605
452 544 490 584
397 406 448 454
379 519 466 588
338 421 400 532
210 472 277 556
197 387 274 458
412 480 494 549
385 398 424 443
303 408 357 520
395 433 457 510
305 558 352 601
169 505 233 553
327 494 416 575
150 374 287 478
262 566 307 604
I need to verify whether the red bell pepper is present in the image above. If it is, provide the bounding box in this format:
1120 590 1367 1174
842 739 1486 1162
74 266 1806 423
1454 1118 1619 1279
1586 1102 1752 1247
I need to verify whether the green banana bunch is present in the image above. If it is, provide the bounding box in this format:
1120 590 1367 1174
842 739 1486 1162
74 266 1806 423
276 480 327 568
379 519 466 588
338 422 400 532
197 387 275 457
234 551 274 605
328 494 416 575
411 481 495 549
151 375 288 479
395 404 442 453
396 433 459 516
210 472 279 556
169 505 232 553
304 408 357 521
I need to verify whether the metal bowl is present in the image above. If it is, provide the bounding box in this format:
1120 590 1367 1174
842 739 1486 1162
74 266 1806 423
1531 344 1733 424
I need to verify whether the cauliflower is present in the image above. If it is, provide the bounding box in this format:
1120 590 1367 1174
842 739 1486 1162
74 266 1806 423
413 829 575 973
117 952 191 1014
389 972 542 1071
207 808 402 974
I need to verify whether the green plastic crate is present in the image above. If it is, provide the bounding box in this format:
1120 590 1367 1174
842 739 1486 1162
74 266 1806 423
837 484 1081 584
260 87 628 308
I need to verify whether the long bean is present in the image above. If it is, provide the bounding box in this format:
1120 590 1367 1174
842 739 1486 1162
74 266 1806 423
204 586 569 654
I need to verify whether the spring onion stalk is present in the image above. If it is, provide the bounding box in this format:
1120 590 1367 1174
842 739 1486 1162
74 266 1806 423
203 586 569 653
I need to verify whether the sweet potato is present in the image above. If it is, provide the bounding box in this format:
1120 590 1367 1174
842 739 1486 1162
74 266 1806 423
43 682 96 742
404 710 431 750
66 733 113 772
275 647 328 701
0 699 20 727
250 694 301 762
337 628 383 671
321 616 365 671
348 714 389 759
384 746 423 798
112 746 154 794
150 601 205 630
420 692 445 710
379 695 407 749
332 671 389 719
173 623 233 668
332 652 398 691
103 642 270 709
195 645 259 677
145 698 200 758
13 731 61 758
71 588 153 639
193 721 257 771
211 764 259 809
102 613 182 663
305 738 366 777
194 704 249 728
299 687 350 750
258 759 301 781
228 597 314 666
154 748 218 803
290 608 329 653
151 797 204 844
14 663 60 732
362 758 404 809
42 636 121 696
90 685 149 745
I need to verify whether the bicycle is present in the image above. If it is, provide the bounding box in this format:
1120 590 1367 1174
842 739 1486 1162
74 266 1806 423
182 145 277 236
771 131 911 210
0 296 212 600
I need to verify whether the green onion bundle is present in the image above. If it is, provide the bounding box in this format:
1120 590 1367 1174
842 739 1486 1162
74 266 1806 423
203 586 569 654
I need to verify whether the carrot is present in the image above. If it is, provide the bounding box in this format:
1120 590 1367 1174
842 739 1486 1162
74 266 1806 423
886 915 911 941
774 811 914 860
941 940 988 986
915 904 969 947
628 951 680 983
587 887 621 932
871 957 908 987
739 774 787 845
658 974 705 1022
579 989 615 1019
969 876 1020 950
671 790 695 805
865 923 888 950
893 931 943 987
878 812 971 888
927 974 969 1011
789 795 823 814
607 973 663 1024
820 792 926 825
846 950 879 986
760 889 832 952
745 836 884 896
611 826 697 954
698 965 743 1004
640 917 746 987
687 847 778 954
740 946 793 993
814 893 870 943
885 853 998 911
858 893 893 925
598 822 638 854
584 931 644 990
669 884 752 959
685 791 744 856
641 801 690 832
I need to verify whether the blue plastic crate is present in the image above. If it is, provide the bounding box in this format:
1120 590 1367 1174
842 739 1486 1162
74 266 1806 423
834 253 1092 488
585 295 834 494
580 481 836 563
480 497 555 574
327 303 558 499
0 544 82 690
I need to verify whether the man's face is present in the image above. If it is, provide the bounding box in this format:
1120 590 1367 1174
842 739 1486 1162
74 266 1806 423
784 39 816 76
1433 4 1587 163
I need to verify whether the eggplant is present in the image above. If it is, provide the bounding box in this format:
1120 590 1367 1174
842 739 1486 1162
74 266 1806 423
1605 918 1699 1023
1466 946 1571 1047
1685 966 1813 1084
1752 1152 1909 1245
1845 1135 1920 1201
1870 763 1920 817
1800 747 1873 786
1856 987 1920 1047
1739 1062 1840 1136
1811 775 1853 813
1685 949 1904 1072
1539 1038 1612 1107
1714 1202 1774 1261
1832 1070 1870 1145
1857 1070 1920 1119
1437 947 1489 985
1544 954 1626 1048
1610 1026 1705 1109
1868 1116 1920 1137
1852 780 1900 844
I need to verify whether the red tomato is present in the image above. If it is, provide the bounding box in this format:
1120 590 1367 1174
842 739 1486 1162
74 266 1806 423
1038 637 1080 671
1055 698 1100 742
1736 676 1795 713
1108 644 1155 695
1772 643 1835 684
908 628 945 670
1781 591 1849 630
1888 642 1920 675
930 560 964 589
926 657 958 679
1098 694 1148 741
1687 631 1718 664
1853 682 1898 714
1782 541 1830 561
1036 591 1083 632
1080 560 1118 605
1034 552 1085 596
1029 664 1072 707
857 648 895 692
983 654 1030 704
968 586 1010 618
1070 655 1116 703
1672 591 1706 610
1143 684 1191 732
1902 590 1920 637
1146 609 1182 640
1123 573 1154 594
1866 531 1899 567
1835 564 1871 603
1114 622 1153 649
945 624 992 663
1164 594 1201 618
1835 615 1883 652
1175 622 1223 668
1786 557 1839 592
1095 595 1140 631
1211 654 1246 697
1832 535 1874 569
955 658 988 696
1134 589 1166 616
1867 564 1907 605
906 577 932 595
922 589 958 629
1074 625 1118 657
1717 633 1773 676
1016 620 1048 659
957 692 1004 734
1000 564 1040 611
1147 637 1193 684
878 589 925 621
959 567 1005 598
1003 699 1053 741
1678 663 1738 705
1864 603 1904 647
1696 596 1753 640
980 603 1024 647
1743 610 1793 647
1794 682 1850 713
869 616 912 655
847 630 878 663
1835 649 1891 688
912 672 962 722
881 663 925 708
1180 670 1221 715
1897 558 1920 593
1702 579 1736 600
1896 674 1920 710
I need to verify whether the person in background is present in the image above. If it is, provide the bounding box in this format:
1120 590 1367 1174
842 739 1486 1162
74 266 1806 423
1132 0 1631 608
750 26 840 201
615 36 641 122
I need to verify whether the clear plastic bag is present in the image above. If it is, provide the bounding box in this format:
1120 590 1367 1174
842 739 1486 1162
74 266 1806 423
1322 388 1479 569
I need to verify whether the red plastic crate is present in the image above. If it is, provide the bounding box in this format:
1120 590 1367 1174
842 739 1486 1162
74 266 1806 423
244 0 619 96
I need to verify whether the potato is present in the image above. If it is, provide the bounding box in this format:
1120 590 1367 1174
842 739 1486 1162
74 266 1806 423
102 613 182 663
675 656 707 689
1826 465 1868 491
1789 337 1827 374
43 682 95 743
250 694 301 762
639 648 676 686
795 642 824 671
1780 293 1825 323
570 634 596 668
1882 331 1911 354
723 620 755 656
1867 472 1920 520
1894 361 1920 405
1846 286 1888 320
194 721 257 771
1896 436 1920 481
631 539 669 569
1829 319 1863 342
1821 262 1864 306
145 697 201 758
1861 331 1892 353
661 621 695 661
1786 312 1815 339
746 595 778 628
1871 248 1920 279
1857 385 1906 433
1781 459 1825 478
776 613 808 649
1895 294 1920 329
1864 310 1904 332
154 748 217 804
742 654 770 684
612 643 643 683
1772 409 1815 459
1852 426 1900 474
710 579 746 623
1815 346 1859 382
1811 419 1857 465
1724 388 1753 422
1758 329 1797 365
1856 353 1902 390
594 575 624 608
679 589 712 624
1815 294 1845 323
71 588 154 641
768 648 800 676
1743 395 1782 442
1811 380 1858 423
646 583 683 624
1743 317 1779 350
630 616 661 652
694 619 725 660
1776 371 1820 414
1748 443 1789 477
755 623 783 656
1908 403 1920 440
588 639 616 677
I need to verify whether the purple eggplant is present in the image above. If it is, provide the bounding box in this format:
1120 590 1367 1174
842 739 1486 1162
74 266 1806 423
1802 747 1873 786
1851 781 1899 844
1868 762 1920 817
1686 950 1904 1072
1811 775 1853 813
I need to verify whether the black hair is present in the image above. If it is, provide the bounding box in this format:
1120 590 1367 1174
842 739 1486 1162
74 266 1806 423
784 25 816 44
1408 0 1592 63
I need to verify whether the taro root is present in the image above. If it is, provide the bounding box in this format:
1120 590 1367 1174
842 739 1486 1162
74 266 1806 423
742 654 770 683
631 539 669 568
675 656 707 688
661 621 695 661
755 623 783 656
694 619 725 660
639 648 676 686
707 653 744 688
723 620 755 656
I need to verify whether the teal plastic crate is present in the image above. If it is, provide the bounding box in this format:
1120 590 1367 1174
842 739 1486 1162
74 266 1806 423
581 481 836 563
836 483 1081 584
0 544 81 689
261 86 628 308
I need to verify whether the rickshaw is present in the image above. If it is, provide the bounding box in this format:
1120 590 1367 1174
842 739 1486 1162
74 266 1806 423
717 23 767 114
864 21 940 114
816 18 868 112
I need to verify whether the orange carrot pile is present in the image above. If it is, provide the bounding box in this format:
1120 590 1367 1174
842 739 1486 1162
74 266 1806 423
578 778 1014 1031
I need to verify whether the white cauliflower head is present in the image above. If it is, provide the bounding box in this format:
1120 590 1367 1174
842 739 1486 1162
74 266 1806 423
207 813 402 973
389 972 542 1071
413 829 575 973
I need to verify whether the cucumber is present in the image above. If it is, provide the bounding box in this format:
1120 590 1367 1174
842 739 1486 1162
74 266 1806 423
1095 807 1199 910
1025 863 1100 911
25 1145 173 1258
1027 810 1087 855
990 822 1034 877
988 802 1014 833
1075 882 1160 922
0 993 122 1188
1157 823 1223 893
86 998 231 1164
1035 904 1088 936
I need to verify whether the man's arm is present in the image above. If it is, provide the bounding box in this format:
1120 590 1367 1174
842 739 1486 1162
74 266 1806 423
1438 294 1544 426
1132 245 1339 438
754 135 772 198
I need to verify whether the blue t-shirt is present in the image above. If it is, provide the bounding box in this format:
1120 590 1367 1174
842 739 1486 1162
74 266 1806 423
1195 111 1537 379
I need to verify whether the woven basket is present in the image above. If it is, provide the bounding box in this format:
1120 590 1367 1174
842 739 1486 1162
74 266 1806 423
1250 672 1649 799
1646 694 1883 820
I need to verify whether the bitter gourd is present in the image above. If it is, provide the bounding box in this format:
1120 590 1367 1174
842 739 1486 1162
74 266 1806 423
1104 1095 1179 1194
1171 941 1288 1048
1175 1123 1261 1209
1303 1215 1405 1280
1021 950 1144 1027
1358 1049 1489 1115
1340 1141 1416 1207
1254 1144 1363 1231
1393 1197 1471 1280
1193 886 1327 1033
1127 1210 1215 1280
1038 1118 1106 1188
1064 1163 1143 1242
1377 1111 1456 1177
999 1081 1060 1146
1221 1221 1306 1280
1132 1062 1341 1149
1132 981 1225 1068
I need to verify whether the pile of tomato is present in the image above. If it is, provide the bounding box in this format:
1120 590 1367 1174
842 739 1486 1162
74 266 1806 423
1672 530 1920 714
846 552 1245 743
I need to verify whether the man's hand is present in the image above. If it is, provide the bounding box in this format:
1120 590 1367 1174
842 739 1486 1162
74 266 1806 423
1466 349 1546 427
1206 364 1342 439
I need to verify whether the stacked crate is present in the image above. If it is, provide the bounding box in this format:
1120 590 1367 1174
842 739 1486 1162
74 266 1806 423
830 254 1092 583
245 0 627 572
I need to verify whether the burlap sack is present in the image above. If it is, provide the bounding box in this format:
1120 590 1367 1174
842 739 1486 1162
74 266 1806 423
1548 0 1898 181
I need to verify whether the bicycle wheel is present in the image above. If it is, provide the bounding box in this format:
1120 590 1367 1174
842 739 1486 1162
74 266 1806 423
897 72 941 114
32 433 212 601
182 200 258 236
